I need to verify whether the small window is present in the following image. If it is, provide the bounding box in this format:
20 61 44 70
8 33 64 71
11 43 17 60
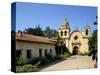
61 31 63 36
45 49 48 56
27 50 31 59
65 31 67 36
16 50 22 57
39 49 42 57
86 30 88 35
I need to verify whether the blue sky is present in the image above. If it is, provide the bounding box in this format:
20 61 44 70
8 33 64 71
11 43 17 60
15 2 97 32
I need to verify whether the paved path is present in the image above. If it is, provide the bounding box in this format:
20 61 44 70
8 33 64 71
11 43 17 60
40 55 95 71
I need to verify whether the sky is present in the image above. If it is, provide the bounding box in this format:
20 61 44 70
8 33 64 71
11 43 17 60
14 2 97 32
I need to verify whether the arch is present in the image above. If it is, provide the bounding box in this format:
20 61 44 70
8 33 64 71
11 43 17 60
73 46 78 55
69 30 83 40
61 31 63 36
85 29 88 35
65 31 67 36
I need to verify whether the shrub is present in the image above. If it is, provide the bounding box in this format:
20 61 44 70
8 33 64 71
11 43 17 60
16 66 24 73
54 55 63 60
46 53 55 61
60 53 71 60
54 52 71 60
79 52 89 56
23 64 38 72
39 58 50 66
60 55 67 60
16 64 38 72
16 57 24 66
26 57 40 65
32 57 40 65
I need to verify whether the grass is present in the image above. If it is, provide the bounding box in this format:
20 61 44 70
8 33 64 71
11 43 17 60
79 52 89 56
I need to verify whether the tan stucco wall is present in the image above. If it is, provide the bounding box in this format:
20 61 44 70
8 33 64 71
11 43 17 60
16 41 56 62
59 29 70 38
59 29 70 48
69 31 89 54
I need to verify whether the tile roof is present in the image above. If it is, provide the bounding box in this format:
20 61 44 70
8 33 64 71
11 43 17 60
16 32 57 45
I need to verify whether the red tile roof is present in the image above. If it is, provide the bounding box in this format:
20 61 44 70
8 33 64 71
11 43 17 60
16 32 57 45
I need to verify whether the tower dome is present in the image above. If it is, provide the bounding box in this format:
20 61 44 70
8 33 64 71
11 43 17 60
84 25 90 29
74 26 78 31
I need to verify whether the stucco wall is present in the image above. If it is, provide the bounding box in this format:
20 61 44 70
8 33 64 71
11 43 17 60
16 41 56 62
69 31 89 54
59 29 70 38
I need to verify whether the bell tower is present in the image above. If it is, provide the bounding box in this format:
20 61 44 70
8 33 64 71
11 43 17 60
59 18 70 48
83 25 90 38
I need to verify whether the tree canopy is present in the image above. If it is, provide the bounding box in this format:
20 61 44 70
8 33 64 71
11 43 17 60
18 25 58 38
44 26 58 38
89 30 97 51
23 25 44 36
88 16 97 62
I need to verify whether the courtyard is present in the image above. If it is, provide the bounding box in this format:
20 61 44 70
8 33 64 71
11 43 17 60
40 55 95 71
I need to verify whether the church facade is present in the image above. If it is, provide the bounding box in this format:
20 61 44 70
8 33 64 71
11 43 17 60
59 18 90 54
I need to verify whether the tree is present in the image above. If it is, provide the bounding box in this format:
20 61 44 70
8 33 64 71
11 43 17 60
94 16 98 25
89 30 97 51
23 25 44 36
88 30 97 61
55 34 68 55
23 28 34 35
44 26 58 38
88 16 97 63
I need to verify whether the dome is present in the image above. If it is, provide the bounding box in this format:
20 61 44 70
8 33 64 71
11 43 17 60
84 25 90 29
74 26 79 31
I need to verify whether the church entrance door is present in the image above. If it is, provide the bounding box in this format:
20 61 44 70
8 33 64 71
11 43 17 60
73 46 78 55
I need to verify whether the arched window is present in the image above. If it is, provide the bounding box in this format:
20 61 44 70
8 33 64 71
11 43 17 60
86 30 88 35
61 31 63 36
65 31 67 36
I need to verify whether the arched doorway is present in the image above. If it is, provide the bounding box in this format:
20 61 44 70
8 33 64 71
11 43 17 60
73 46 78 55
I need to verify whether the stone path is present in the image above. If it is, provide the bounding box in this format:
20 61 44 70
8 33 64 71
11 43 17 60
40 55 95 71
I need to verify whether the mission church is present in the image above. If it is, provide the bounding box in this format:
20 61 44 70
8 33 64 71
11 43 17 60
15 18 90 63
59 18 90 55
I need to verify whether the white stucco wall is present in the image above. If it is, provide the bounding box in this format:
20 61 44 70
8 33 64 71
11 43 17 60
16 41 56 62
